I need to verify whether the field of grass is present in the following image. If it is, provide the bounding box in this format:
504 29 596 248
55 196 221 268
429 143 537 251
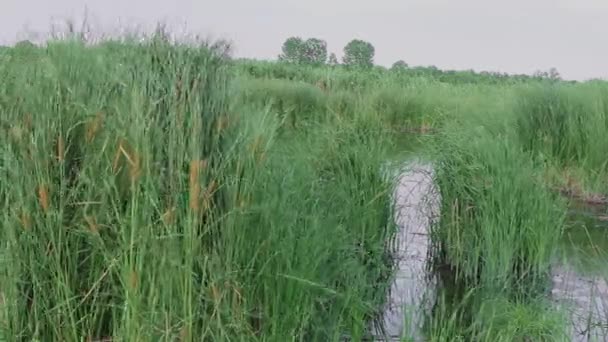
1 36 607 341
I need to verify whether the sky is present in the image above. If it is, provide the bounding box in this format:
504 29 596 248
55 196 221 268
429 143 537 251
2 0 607 81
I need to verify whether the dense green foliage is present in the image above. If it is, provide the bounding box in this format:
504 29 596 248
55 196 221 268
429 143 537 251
235 58 566 89
328 53 338 66
342 39 375 69
278 36 304 64
0 39 395 341
278 37 329 65
515 83 608 193
391 60 409 71
232 57 608 340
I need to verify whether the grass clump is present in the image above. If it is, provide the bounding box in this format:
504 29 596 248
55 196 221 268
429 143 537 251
515 84 608 194
1 37 233 340
370 86 428 129
426 291 567 341
426 121 569 340
236 77 328 129
432 124 566 299
0 37 396 341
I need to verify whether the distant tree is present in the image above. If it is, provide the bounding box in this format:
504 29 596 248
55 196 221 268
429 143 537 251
210 39 233 59
279 37 304 63
342 39 375 68
301 38 328 65
548 67 561 81
328 52 339 66
391 60 409 71
374 65 388 72
533 67 561 81
14 40 36 49
12 40 38 59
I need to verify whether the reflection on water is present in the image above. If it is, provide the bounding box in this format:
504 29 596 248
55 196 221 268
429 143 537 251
552 208 608 341
373 161 439 341
376 161 608 341
560 207 608 276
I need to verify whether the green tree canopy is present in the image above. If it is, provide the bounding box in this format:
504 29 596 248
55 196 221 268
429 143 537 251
391 60 409 70
279 37 328 65
301 38 328 65
342 39 375 68
278 37 304 63
534 67 561 81
328 53 339 66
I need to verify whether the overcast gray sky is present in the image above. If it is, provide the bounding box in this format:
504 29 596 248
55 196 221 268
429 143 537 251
2 0 607 80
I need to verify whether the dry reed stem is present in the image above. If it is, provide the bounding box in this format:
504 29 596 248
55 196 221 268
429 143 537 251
249 136 267 164
85 215 98 234
38 184 50 213
45 241 54 256
86 112 105 143
161 207 176 225
189 160 208 213
128 269 139 291
232 285 243 321
119 144 136 167
201 180 218 213
112 138 141 183
216 115 230 134
189 161 201 212
210 283 222 319
20 211 31 230
112 138 126 173
128 150 142 184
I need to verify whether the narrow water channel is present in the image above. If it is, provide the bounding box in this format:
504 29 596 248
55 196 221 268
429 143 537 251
374 161 608 341
372 160 439 341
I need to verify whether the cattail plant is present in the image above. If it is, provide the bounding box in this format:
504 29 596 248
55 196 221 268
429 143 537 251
0 34 234 340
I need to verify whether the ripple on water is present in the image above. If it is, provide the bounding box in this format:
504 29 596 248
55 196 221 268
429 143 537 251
552 210 608 341
375 161 608 341
372 161 439 341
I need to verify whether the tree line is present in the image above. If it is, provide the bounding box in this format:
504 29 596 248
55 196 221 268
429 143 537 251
278 36 563 81
279 37 375 68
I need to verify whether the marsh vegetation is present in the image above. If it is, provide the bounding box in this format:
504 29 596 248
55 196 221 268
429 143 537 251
0 32 607 341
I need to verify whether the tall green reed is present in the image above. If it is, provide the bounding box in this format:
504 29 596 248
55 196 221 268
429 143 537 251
0 37 397 341
515 84 608 193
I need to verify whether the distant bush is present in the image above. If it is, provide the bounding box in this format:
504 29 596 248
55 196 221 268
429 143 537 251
235 59 551 90
237 78 328 127
515 84 608 169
